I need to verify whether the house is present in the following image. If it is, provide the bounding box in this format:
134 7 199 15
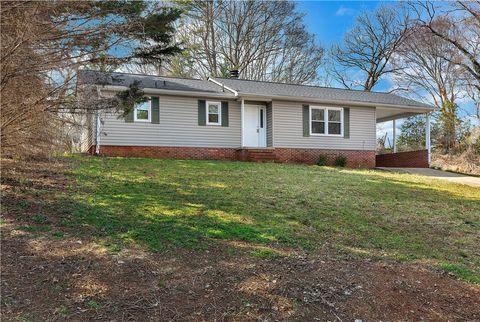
77 70 435 168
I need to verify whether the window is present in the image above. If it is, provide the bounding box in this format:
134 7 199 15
206 101 221 125
260 108 264 128
310 106 343 136
328 109 342 135
134 100 151 122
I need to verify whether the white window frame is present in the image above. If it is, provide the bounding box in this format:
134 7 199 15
206 101 222 125
134 99 151 123
309 106 343 137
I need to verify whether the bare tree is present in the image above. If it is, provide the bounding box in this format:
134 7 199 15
330 5 410 91
164 0 324 84
393 21 463 109
392 21 464 151
415 1 480 87
1 1 181 157
412 1 480 116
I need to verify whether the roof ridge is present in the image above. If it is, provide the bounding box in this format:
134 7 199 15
212 76 406 97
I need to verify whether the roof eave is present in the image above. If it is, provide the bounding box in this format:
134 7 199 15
237 93 435 112
98 85 236 99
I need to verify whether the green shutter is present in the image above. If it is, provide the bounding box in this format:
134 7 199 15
125 108 134 123
343 107 350 138
198 100 206 126
151 96 159 124
221 101 229 127
302 104 310 137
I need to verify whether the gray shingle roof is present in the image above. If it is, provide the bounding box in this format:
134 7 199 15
78 70 433 110
78 70 225 94
211 77 434 110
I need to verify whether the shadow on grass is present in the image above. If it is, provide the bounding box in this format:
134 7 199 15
62 157 479 265
3 156 479 281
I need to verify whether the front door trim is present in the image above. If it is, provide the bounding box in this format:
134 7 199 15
242 103 266 148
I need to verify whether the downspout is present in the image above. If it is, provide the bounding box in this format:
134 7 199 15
95 86 101 155
95 112 100 155
241 98 245 147
426 112 431 166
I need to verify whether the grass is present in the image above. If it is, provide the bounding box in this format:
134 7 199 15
61 156 479 282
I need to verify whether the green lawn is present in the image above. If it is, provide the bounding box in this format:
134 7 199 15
64 156 479 282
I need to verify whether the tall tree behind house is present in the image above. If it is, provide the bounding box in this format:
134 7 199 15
412 1 480 119
392 19 464 152
163 0 324 84
329 4 410 91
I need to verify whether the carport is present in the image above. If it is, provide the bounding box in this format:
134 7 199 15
376 105 434 168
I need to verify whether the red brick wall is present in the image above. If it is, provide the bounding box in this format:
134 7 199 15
376 150 429 168
93 145 376 168
274 148 376 168
98 145 237 161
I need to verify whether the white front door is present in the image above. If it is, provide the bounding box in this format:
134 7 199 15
244 105 266 147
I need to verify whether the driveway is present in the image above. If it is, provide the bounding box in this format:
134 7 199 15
377 167 480 188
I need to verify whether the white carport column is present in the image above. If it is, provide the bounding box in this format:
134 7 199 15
426 113 431 165
392 119 397 153
241 98 245 147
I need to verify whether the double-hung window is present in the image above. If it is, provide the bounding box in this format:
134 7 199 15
310 106 343 136
206 101 221 125
134 100 151 122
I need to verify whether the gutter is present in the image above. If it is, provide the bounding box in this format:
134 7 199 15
376 112 424 123
236 93 435 112
100 85 236 99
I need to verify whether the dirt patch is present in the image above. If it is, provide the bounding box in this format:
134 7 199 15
2 158 479 321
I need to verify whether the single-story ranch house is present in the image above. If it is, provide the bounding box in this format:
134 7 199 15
78 70 435 168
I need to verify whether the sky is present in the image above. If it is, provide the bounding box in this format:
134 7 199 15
297 1 381 48
295 1 478 143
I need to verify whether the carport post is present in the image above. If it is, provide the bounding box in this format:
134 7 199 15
426 113 431 165
392 119 397 153
241 98 245 147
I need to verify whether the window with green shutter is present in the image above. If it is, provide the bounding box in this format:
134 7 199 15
198 100 206 126
221 101 229 127
126 96 160 124
343 108 350 138
151 97 159 124
302 105 310 137
308 106 345 136
206 101 221 125
134 100 151 122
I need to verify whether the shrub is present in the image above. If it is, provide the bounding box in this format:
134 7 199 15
334 155 347 167
317 154 328 166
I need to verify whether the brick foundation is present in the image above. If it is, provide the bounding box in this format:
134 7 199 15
91 145 377 168
96 145 237 161
273 148 376 168
376 150 429 168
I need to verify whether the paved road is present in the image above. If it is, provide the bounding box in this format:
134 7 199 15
377 167 480 188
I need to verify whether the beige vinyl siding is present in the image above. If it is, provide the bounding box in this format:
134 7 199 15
272 100 376 150
100 94 241 148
